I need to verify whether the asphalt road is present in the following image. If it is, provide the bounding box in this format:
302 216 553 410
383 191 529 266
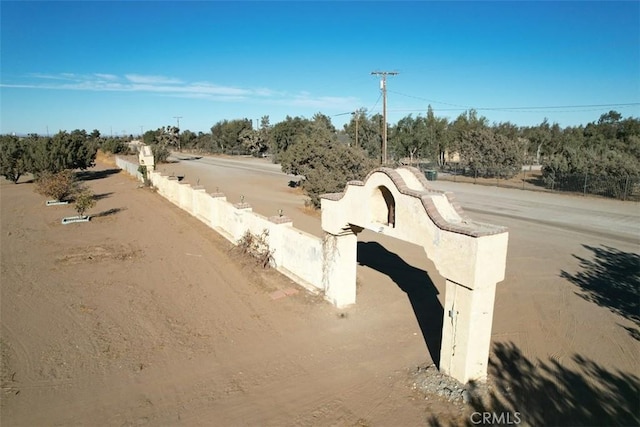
168 154 639 246
428 180 639 245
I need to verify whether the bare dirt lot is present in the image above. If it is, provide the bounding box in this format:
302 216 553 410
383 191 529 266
1 156 638 426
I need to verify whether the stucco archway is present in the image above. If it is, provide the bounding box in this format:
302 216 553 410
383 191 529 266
320 166 509 383
371 185 396 227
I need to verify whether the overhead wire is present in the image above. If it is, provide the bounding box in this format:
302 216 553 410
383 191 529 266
333 92 383 119
387 89 640 114
365 92 382 118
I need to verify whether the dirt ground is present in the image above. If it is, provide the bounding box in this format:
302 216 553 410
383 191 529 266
1 156 638 426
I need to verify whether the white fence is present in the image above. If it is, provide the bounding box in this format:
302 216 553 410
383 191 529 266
116 156 325 295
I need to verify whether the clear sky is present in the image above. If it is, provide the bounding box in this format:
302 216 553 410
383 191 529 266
1 1 639 136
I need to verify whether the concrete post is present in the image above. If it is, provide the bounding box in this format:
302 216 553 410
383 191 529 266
322 230 358 308
440 279 498 383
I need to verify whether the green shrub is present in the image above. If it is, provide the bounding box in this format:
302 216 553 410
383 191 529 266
74 188 96 216
101 138 129 154
0 135 28 183
151 144 170 164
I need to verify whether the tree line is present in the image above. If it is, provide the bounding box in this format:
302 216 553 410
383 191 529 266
2 109 638 206
0 129 103 183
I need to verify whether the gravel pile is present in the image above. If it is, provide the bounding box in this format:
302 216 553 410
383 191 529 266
409 364 494 406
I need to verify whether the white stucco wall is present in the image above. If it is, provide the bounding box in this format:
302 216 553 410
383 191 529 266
116 157 325 296
278 227 324 293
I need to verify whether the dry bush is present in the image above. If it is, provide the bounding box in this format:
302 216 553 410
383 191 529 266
235 229 275 268
35 170 79 201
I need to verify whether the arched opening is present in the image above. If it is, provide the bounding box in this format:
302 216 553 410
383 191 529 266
371 185 396 228
320 167 508 382
356 233 444 367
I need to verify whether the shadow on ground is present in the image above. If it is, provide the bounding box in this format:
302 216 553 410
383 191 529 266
76 168 121 181
91 208 126 218
356 241 443 367
92 192 114 201
428 342 639 426
561 244 640 339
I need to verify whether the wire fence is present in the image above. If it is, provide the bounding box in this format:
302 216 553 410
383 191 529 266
413 162 640 201
543 172 640 201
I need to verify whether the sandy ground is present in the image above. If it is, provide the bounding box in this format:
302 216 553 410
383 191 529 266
1 155 638 426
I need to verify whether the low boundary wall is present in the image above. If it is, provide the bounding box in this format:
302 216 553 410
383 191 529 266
115 156 144 181
116 156 326 298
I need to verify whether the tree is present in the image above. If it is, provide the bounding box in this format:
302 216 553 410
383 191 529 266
151 143 170 164
158 126 180 149
343 108 367 149
269 116 312 162
192 132 214 152
424 105 450 166
27 130 98 176
279 124 377 207
389 114 429 165
344 112 383 161
143 127 176 164
74 187 96 217
311 112 336 134
0 135 28 183
458 128 526 178
239 128 268 156
541 112 640 186
143 129 160 145
449 109 489 155
258 115 272 155
210 119 252 154
35 170 78 202
100 138 129 154
179 130 197 150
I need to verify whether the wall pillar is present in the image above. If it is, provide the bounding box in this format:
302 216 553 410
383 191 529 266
322 229 358 308
439 279 497 383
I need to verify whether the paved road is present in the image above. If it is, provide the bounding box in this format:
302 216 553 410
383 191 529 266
428 180 639 245
169 154 639 246
172 153 284 175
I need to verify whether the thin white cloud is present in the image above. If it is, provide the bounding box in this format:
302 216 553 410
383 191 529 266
94 73 119 81
125 74 184 85
29 72 79 81
2 72 360 111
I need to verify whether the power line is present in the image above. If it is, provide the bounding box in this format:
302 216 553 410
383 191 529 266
388 89 639 113
386 105 640 114
366 92 382 118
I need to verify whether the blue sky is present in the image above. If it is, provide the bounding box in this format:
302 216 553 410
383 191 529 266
1 1 639 136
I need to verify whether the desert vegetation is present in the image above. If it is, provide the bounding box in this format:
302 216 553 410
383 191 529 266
235 229 275 269
145 108 639 204
0 129 102 217
3 110 638 204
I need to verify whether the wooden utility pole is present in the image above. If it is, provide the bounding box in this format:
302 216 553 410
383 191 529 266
351 110 360 148
371 71 398 164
